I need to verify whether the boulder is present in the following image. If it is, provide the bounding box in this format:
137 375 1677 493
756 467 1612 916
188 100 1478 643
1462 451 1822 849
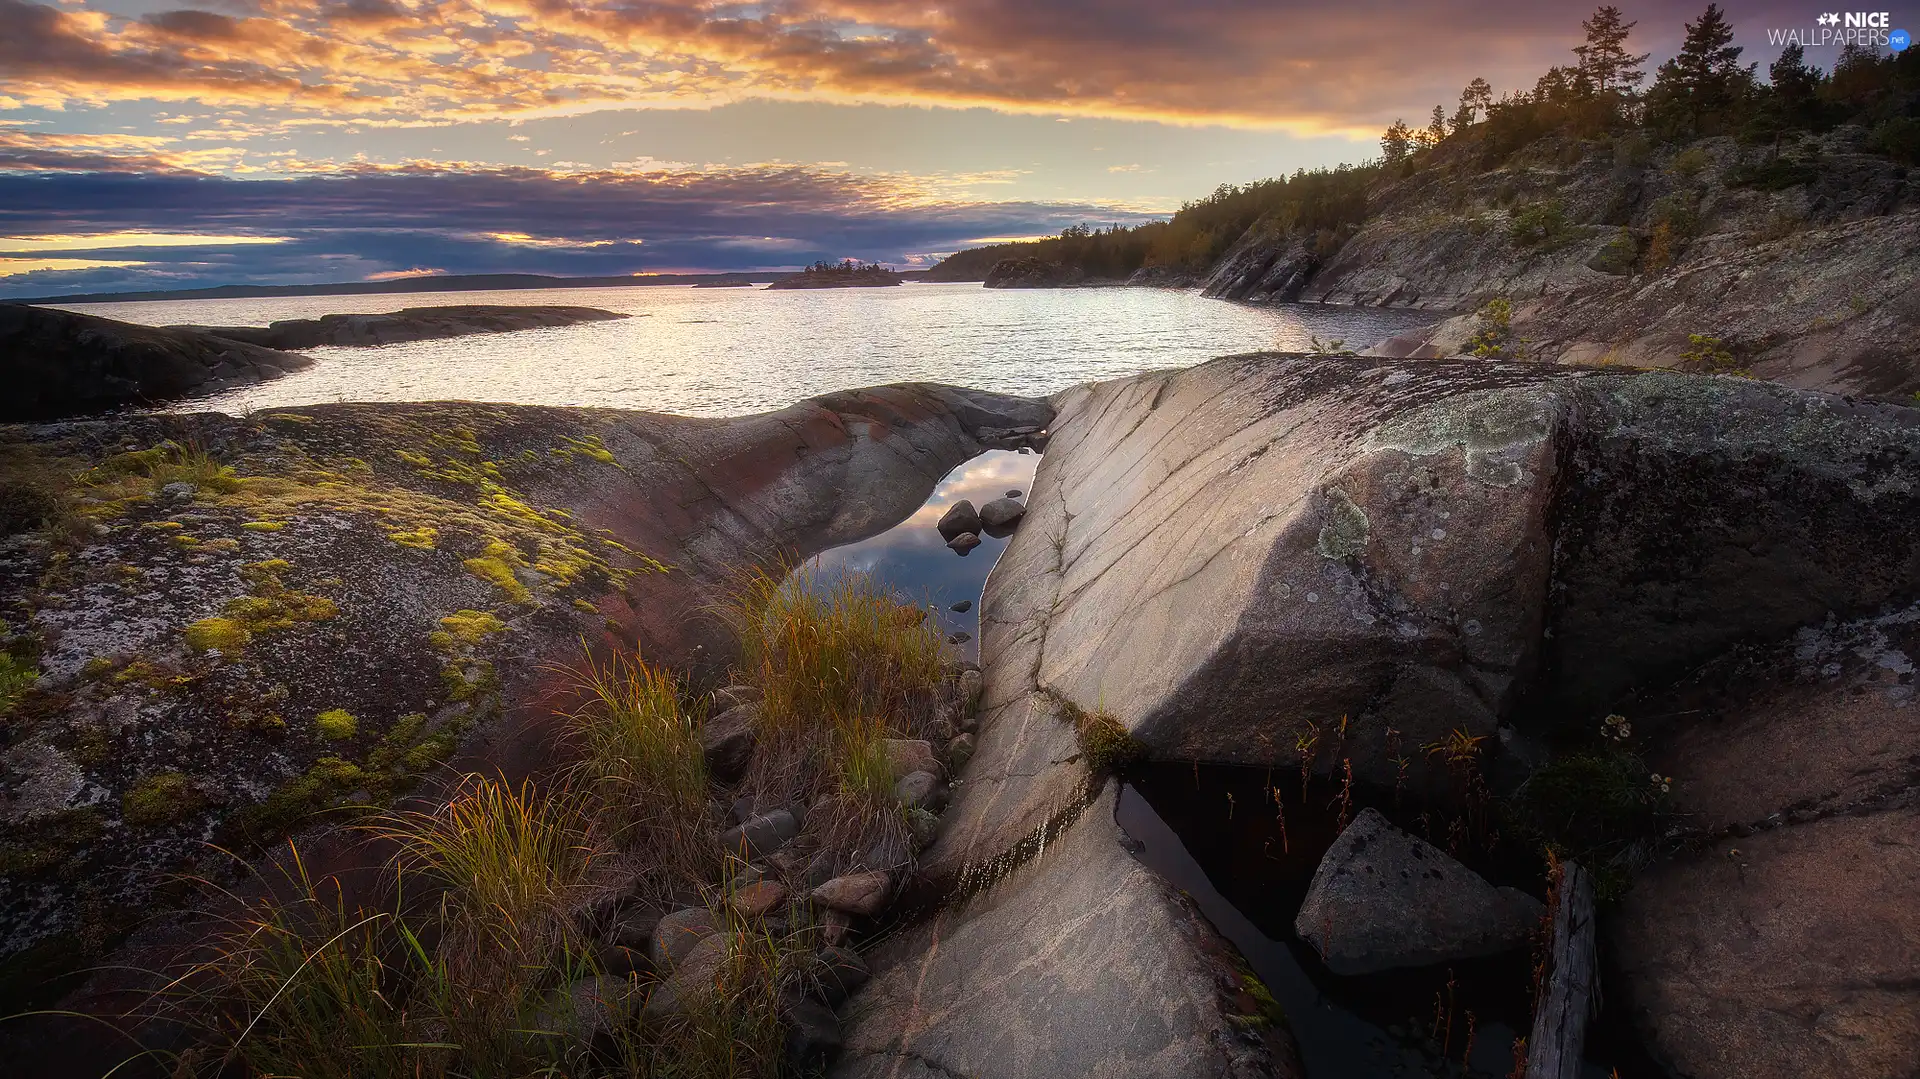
936 500 982 540
727 881 789 920
555 975 641 1039
946 532 981 554
834 784 1298 1078
1 303 314 420
949 599 972 613
977 497 1026 529
893 770 949 813
813 946 871 1006
1006 489 1024 498
712 684 761 710
882 739 941 780
928 353 1920 879
811 872 892 917
643 931 734 1019
608 905 663 952
1293 809 1541 975
786 997 845 1070
650 907 720 969
702 703 759 781
721 809 798 860
946 733 976 770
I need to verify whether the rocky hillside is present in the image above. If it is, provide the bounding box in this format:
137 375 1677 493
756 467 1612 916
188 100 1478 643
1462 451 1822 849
1194 127 1917 397
2 304 313 421
0 385 1049 1071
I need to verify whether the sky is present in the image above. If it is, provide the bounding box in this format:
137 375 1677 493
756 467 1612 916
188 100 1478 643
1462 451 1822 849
0 0 1881 296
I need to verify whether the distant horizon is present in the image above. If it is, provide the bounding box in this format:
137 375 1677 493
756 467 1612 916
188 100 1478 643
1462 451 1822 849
0 0 1884 298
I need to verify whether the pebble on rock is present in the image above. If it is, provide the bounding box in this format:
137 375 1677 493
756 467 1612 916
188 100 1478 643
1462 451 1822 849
811 871 892 917
936 499 982 540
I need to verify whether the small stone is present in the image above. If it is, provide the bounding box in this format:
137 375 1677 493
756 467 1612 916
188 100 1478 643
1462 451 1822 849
642 932 734 1019
978 497 1026 529
949 599 972 613
936 500 982 540
784 998 843 1070
727 861 765 890
721 809 799 860
821 909 854 946
955 668 984 712
813 946 871 1005
946 631 972 645
883 738 942 780
160 482 197 502
650 907 719 969
947 732 976 771
712 684 761 709
729 880 789 919
893 770 949 812
1006 489 1023 498
702 703 758 781
811 871 892 917
946 531 981 554
593 942 650 978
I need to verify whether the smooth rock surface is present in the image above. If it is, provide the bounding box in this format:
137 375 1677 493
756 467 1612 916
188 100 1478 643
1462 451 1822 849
893 770 949 813
1294 809 1541 975
835 784 1298 1079
722 809 798 860
927 352 1920 879
702 703 758 781
650 907 720 969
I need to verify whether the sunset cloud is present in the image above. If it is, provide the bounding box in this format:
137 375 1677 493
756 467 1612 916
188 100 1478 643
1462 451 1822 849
0 0 1824 133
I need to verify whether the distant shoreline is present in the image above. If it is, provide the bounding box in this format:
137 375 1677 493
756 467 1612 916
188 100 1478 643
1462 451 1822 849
13 269 929 306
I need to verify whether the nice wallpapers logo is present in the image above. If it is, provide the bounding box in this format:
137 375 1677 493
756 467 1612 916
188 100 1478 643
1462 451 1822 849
1768 11 1912 49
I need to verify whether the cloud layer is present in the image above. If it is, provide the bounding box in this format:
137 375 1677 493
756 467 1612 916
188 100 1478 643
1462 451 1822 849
0 0 1828 134
0 151 1165 295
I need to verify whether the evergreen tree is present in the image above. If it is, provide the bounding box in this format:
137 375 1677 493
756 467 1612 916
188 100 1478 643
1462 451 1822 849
1426 106 1449 146
1574 6 1649 94
1462 77 1494 119
1647 4 1755 136
1766 43 1824 127
1380 119 1413 164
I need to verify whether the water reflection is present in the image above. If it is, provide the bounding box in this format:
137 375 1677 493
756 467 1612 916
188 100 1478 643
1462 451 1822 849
798 449 1038 660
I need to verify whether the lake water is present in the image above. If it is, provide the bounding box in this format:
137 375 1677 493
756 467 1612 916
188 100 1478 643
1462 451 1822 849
54 282 1435 417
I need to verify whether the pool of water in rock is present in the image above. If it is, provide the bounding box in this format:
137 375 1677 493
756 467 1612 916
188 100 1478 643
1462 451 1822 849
1118 763 1656 1079
793 449 1038 659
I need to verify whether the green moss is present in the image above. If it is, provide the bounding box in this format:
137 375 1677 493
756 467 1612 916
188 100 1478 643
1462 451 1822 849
240 521 285 532
388 526 438 551
439 609 506 644
463 542 533 604
315 708 358 740
562 435 617 465
0 807 103 876
572 598 599 614
123 772 205 827
185 617 251 653
230 757 364 839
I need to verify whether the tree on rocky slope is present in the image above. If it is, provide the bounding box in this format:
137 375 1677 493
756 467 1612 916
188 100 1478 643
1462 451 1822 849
1646 3 1757 138
1381 119 1414 164
1575 5 1649 95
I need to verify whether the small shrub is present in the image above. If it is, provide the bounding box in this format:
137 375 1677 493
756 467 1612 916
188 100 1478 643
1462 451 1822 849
1726 155 1820 191
1465 297 1528 360
1506 748 1670 860
315 708 358 740
1076 708 1145 773
1680 333 1747 376
0 653 38 716
1508 200 1572 248
1869 117 1920 165
1668 146 1711 179
0 481 61 536
1586 228 1641 275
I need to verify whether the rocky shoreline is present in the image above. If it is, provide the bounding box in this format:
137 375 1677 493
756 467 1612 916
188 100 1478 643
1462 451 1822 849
2 351 1917 1078
174 304 629 350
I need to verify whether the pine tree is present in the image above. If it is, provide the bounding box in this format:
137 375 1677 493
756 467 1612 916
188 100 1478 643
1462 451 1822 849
1426 106 1449 146
1574 6 1649 94
1463 78 1494 118
1380 120 1413 164
1651 4 1755 135
1766 43 1823 127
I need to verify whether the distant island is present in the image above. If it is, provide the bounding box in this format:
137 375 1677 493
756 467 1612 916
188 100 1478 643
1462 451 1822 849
766 260 904 289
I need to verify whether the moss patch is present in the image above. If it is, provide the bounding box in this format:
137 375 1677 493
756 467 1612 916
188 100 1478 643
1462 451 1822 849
123 773 205 827
439 609 507 644
184 617 251 653
315 708 359 740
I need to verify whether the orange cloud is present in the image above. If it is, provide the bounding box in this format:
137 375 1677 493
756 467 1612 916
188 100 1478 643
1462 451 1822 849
0 0 1715 132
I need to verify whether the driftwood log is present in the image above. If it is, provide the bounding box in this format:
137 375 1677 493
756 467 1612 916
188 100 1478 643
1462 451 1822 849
1526 859 1598 1078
